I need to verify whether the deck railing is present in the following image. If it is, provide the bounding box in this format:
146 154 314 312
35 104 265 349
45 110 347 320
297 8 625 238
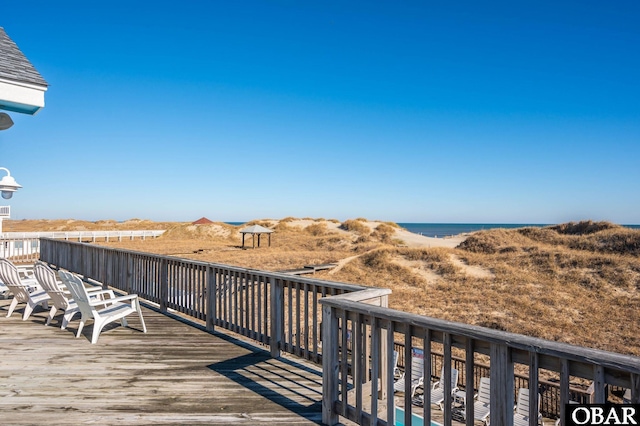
392 343 595 418
38 238 640 426
0 237 41 263
320 294 640 426
39 238 382 363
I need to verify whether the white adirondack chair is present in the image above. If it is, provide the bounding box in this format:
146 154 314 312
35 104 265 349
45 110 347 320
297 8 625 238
34 261 115 329
0 258 50 320
59 270 147 344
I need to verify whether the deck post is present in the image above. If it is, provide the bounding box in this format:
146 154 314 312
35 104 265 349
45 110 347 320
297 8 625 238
490 342 514 426
270 277 283 358
379 294 388 400
205 265 216 332
159 258 168 312
126 254 133 294
322 304 340 425
631 373 640 403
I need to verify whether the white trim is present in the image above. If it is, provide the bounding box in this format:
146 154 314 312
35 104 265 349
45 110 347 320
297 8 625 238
0 79 47 115
0 77 47 91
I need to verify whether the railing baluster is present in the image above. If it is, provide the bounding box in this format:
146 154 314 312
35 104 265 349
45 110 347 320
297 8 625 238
560 358 569 426
386 320 395 426
593 364 605 403
465 338 475 426
423 328 432 424
404 326 412 426
443 332 453 426
530 353 540 426
370 314 379 426
340 309 349 418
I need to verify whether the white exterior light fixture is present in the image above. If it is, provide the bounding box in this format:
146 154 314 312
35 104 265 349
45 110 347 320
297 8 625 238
0 167 21 199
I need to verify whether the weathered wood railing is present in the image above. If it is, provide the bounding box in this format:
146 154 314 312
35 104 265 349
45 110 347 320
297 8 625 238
39 238 381 362
320 294 640 426
38 238 640 426
393 343 595 419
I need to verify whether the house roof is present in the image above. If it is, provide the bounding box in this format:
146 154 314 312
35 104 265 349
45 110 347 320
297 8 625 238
0 27 48 115
192 217 214 225
239 225 274 234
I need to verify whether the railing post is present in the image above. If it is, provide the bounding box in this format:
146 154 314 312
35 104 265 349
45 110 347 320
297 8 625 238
160 258 168 313
490 343 514 426
269 277 283 358
465 338 476 426
126 254 134 294
205 265 216 332
322 304 340 425
379 294 388 400
631 373 640 404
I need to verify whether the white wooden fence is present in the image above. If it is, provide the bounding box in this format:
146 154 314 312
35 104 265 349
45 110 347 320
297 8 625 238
0 230 164 263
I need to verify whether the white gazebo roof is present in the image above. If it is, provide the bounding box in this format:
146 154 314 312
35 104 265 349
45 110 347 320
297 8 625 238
239 224 273 248
239 225 274 234
0 27 48 115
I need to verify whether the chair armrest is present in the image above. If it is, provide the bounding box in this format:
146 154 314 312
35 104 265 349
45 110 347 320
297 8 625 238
89 294 138 307
27 283 43 292
85 286 107 293
88 289 116 300
17 266 35 278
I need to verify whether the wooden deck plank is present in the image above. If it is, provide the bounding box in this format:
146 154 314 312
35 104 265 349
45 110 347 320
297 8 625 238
0 299 333 425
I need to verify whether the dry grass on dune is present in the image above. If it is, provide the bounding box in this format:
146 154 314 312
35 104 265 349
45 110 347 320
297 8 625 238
3 218 179 232
5 218 640 356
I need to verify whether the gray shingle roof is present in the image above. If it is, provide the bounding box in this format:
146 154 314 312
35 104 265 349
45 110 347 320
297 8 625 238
0 27 48 87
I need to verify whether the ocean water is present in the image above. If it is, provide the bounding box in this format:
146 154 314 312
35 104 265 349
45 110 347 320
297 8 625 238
397 223 640 238
225 221 640 238
396 223 547 238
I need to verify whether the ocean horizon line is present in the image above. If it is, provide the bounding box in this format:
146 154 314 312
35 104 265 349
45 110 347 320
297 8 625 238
222 221 639 239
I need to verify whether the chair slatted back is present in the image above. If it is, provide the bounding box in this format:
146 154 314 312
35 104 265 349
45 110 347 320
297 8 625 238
516 388 535 416
410 348 424 383
477 377 491 404
59 271 93 318
0 258 31 302
438 367 459 389
35 261 69 310
449 368 459 389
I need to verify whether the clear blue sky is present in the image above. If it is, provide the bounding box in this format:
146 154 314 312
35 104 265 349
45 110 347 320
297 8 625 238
2 1 639 224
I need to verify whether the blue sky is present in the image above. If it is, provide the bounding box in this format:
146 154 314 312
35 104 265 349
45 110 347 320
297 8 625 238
1 1 639 224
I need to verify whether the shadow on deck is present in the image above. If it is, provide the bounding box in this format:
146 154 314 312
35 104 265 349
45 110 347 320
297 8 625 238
0 299 339 425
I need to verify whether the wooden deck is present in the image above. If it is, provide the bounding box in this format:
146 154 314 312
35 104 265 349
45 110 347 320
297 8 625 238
0 298 336 425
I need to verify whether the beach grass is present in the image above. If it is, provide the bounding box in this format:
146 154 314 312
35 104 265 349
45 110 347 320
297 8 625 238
4 217 639 356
